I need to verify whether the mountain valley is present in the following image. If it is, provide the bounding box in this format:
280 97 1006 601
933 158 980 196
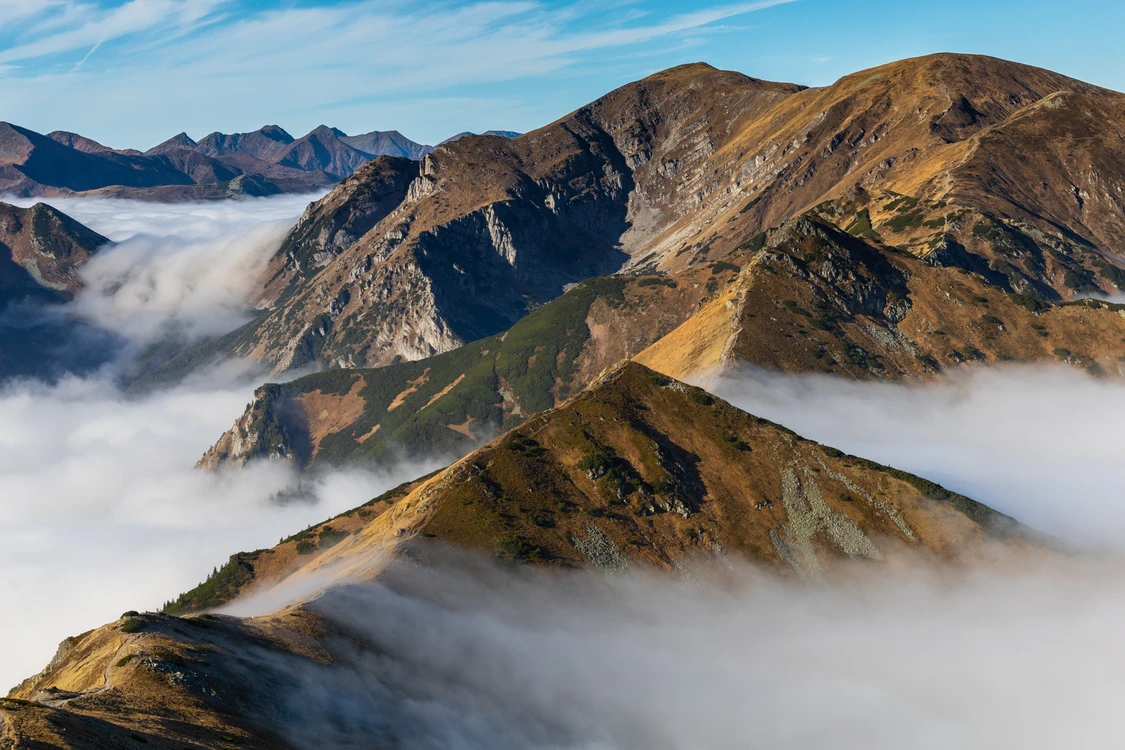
6 50 1125 750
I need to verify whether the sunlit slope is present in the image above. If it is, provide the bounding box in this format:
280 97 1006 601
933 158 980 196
637 213 1125 382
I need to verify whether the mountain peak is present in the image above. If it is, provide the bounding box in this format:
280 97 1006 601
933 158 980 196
257 124 293 141
145 131 198 154
308 124 347 139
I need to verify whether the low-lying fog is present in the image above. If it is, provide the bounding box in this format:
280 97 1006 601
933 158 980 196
8 193 322 345
0 194 441 690
260 554 1125 749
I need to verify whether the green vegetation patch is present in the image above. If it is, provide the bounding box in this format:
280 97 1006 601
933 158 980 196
845 209 878 240
735 232 767 253
163 551 265 615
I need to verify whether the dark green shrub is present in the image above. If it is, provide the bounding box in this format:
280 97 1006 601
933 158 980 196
690 390 715 406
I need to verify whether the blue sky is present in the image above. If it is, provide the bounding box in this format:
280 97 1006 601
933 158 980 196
0 0 1122 149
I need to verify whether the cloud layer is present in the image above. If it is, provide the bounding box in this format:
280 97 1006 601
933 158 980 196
8 192 319 346
225 553 1125 749
0 369 443 692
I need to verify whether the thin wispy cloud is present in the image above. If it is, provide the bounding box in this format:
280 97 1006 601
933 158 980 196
0 0 793 147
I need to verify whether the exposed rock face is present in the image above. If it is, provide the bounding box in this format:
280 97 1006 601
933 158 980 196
0 201 108 297
636 212 1125 382
226 64 799 371
226 54 1125 376
197 383 311 469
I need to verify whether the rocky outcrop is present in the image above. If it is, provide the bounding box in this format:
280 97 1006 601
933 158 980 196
197 384 309 468
0 201 108 296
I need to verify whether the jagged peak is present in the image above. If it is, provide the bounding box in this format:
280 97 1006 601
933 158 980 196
307 124 347 139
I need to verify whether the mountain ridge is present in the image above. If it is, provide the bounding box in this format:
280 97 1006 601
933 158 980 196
0 123 436 200
193 53 1125 379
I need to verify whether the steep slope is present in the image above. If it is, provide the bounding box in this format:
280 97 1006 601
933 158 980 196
7 363 1042 747
199 266 724 471
229 55 1125 376
225 64 801 371
647 55 1119 274
637 212 1125 382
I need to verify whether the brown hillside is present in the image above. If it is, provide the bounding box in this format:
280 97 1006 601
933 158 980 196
222 54 1125 376
637 213 1125 382
0 202 108 297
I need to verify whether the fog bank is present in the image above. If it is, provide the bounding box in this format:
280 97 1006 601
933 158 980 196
226 553 1125 749
6 193 322 346
0 367 442 692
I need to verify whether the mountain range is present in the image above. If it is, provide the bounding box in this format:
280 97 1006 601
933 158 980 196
128 54 1125 385
0 124 520 201
4 52 1125 747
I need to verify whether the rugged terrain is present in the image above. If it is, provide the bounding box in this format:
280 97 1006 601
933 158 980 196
636 209 1125 382
0 123 434 200
201 205 1125 475
199 54 1125 378
4 363 1042 748
198 264 726 470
